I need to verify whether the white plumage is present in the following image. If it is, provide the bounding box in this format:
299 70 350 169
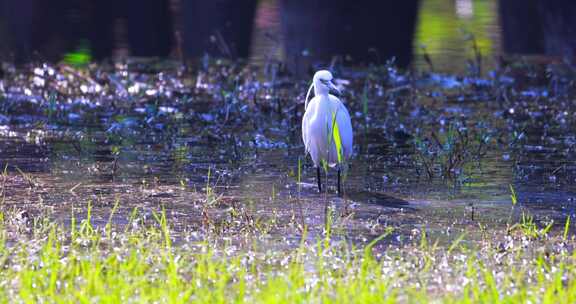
302 70 353 194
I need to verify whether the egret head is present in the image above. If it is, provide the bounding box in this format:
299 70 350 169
312 70 340 96
304 70 340 109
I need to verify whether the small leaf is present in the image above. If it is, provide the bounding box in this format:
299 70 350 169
331 111 343 164
509 184 517 205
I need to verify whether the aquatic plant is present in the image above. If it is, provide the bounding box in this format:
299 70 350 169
413 119 491 180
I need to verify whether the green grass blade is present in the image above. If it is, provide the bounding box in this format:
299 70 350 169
331 111 343 164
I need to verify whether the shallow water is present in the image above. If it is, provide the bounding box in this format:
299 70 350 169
0 60 575 247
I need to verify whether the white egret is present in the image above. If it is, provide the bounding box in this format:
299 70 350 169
302 70 353 196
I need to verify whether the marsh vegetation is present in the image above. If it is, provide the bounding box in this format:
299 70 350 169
0 53 576 301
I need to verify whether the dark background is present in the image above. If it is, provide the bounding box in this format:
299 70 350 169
0 0 575 72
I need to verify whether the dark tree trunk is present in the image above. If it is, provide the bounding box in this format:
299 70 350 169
280 0 420 75
181 0 257 58
500 0 576 59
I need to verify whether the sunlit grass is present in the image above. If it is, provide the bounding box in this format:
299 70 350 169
0 204 574 303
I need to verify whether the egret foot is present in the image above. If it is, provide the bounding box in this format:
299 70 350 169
317 167 322 193
337 168 342 197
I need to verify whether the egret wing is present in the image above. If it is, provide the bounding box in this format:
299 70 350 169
301 97 317 153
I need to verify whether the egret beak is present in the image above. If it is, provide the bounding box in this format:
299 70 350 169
328 81 341 96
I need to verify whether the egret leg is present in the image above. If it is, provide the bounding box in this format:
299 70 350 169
337 168 342 197
317 167 322 193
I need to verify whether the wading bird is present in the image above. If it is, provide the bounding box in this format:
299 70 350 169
302 70 353 196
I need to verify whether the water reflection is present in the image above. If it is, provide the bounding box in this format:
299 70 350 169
413 0 501 72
